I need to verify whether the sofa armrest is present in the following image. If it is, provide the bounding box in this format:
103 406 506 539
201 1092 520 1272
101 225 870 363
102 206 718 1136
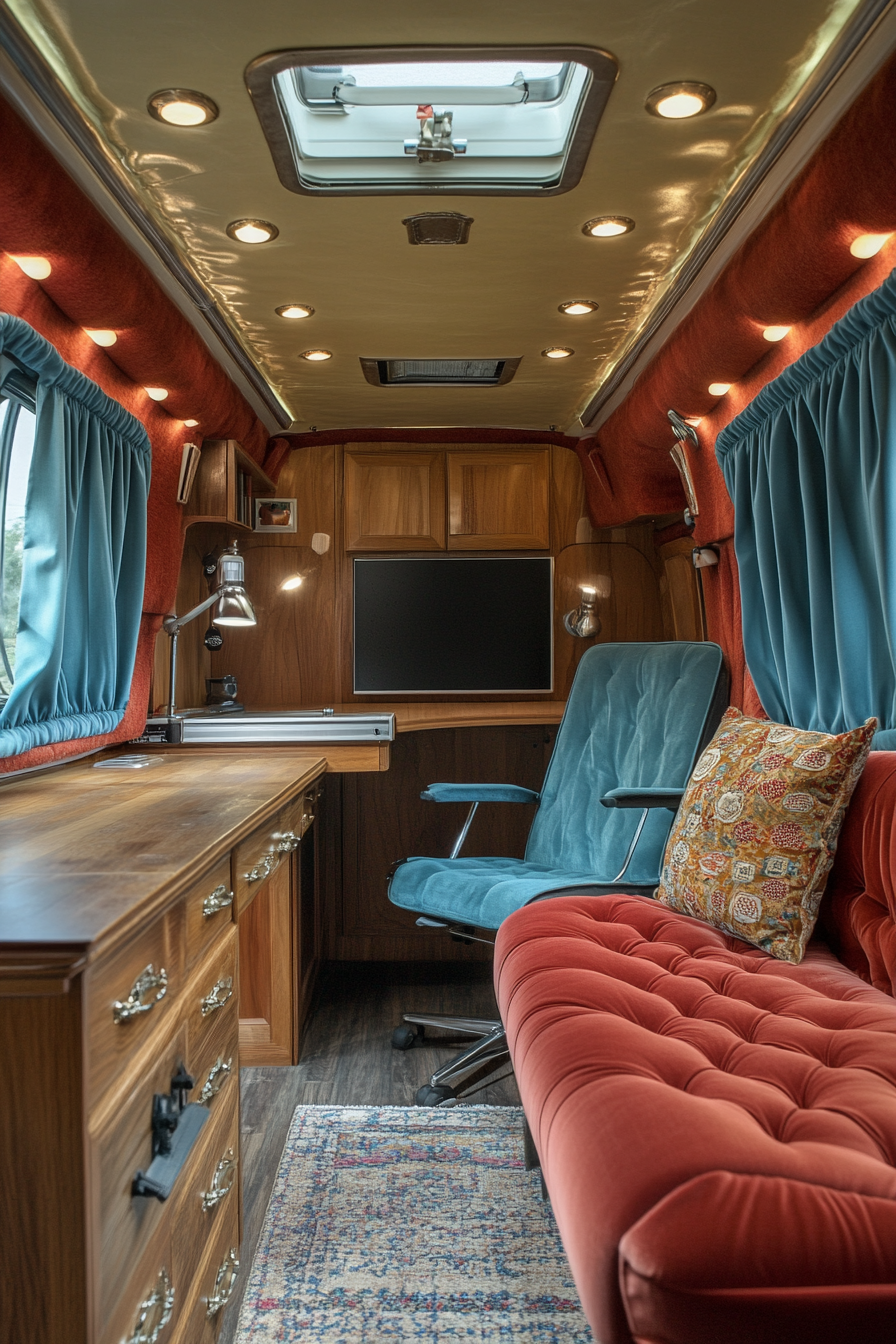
420 782 541 804
600 787 684 811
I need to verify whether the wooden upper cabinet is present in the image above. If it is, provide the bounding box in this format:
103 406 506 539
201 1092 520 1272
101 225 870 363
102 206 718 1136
183 438 274 531
344 448 446 551
447 447 550 550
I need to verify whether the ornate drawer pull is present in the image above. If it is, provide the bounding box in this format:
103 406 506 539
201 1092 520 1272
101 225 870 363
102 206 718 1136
126 1266 175 1344
202 884 234 918
206 1249 239 1318
200 976 233 1018
198 1055 232 1105
113 965 168 1025
243 851 277 883
275 830 300 853
201 1147 236 1211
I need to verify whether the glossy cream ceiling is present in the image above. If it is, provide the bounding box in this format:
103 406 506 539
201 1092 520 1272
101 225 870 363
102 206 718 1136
6 0 865 432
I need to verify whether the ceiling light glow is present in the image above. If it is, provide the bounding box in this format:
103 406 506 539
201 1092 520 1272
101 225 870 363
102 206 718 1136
850 232 893 259
281 575 304 591
9 255 51 279
145 387 169 401
276 303 315 320
762 325 791 342
646 82 717 119
542 347 574 359
226 219 279 245
707 381 731 396
84 328 117 347
183 419 199 427
148 89 219 126
582 216 635 238
559 300 599 315
300 349 332 361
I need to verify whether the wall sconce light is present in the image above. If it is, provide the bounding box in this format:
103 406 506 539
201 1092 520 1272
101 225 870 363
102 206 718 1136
163 542 256 716
692 547 719 569
564 584 602 639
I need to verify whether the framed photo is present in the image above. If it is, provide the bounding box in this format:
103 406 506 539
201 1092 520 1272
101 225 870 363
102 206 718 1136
254 497 297 532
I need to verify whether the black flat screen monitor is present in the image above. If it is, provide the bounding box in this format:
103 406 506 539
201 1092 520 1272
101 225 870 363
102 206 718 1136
353 556 553 693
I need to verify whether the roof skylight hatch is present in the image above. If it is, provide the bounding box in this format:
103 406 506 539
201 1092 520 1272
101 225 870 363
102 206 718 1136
360 358 522 387
245 46 617 196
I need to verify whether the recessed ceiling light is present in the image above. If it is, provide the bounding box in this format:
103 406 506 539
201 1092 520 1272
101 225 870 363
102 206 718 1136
582 216 635 238
707 381 731 396
645 82 717 119
226 219 279 245
183 419 199 427
147 89 219 126
276 303 315 320
850 232 893 259
542 347 574 359
9 255 51 279
145 386 169 400
559 300 599 316
281 575 304 591
300 349 332 361
84 328 117 347
762 325 791 342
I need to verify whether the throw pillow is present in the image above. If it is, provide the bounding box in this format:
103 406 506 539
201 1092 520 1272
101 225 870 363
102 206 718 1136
655 708 876 963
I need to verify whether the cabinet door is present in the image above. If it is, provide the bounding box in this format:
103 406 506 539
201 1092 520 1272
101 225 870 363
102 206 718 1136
344 449 446 550
447 447 550 550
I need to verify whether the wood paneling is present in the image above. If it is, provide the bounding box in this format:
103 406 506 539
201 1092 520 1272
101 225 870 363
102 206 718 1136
447 447 550 550
659 537 707 641
344 448 446 551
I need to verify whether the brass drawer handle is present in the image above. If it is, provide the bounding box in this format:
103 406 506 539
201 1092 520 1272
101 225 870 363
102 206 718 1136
198 1055 232 1105
200 976 233 1018
113 965 168 1025
126 1266 175 1344
201 1147 236 1211
243 850 278 882
206 1249 239 1318
202 884 234 919
275 830 300 853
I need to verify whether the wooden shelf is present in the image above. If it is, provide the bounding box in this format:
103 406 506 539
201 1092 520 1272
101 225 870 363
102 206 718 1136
182 438 275 532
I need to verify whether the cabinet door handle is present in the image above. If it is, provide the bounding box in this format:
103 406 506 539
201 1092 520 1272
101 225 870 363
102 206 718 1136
202 884 234 918
206 1249 239 1317
113 965 168 1025
200 976 233 1018
243 851 277 882
201 1147 236 1211
198 1055 232 1105
126 1266 175 1344
275 830 300 853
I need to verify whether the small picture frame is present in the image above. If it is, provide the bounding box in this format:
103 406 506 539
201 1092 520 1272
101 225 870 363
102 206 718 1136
254 497 297 532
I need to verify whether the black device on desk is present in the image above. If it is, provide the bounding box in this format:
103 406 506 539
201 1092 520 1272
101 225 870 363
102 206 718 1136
206 675 243 711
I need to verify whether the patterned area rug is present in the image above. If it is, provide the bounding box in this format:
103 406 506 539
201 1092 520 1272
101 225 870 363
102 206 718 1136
235 1104 593 1341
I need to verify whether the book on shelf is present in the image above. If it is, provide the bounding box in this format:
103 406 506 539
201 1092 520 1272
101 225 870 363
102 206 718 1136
176 443 202 505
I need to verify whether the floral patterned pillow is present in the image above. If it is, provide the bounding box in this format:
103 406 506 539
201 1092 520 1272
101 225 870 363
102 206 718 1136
655 708 877 963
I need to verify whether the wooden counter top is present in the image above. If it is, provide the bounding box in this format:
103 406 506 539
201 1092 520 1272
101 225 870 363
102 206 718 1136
0 751 325 954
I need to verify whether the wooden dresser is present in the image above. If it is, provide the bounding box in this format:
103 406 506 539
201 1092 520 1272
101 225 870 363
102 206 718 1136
0 750 325 1344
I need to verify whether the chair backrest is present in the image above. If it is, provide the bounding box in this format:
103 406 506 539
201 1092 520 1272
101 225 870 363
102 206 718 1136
525 642 728 885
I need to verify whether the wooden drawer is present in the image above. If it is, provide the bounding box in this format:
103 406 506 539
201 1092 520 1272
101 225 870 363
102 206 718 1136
185 855 234 970
92 1021 188 1336
233 795 303 913
173 1086 240 1293
86 902 184 1109
169 1190 241 1344
99 1215 180 1344
187 927 239 1076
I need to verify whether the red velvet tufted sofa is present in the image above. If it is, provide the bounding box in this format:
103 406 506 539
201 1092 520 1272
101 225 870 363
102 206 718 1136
495 751 896 1344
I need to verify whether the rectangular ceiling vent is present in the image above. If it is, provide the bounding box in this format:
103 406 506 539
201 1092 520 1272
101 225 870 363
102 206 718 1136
360 358 521 387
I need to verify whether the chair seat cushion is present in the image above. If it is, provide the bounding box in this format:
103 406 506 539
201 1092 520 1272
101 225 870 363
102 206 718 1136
495 894 896 1344
389 855 631 929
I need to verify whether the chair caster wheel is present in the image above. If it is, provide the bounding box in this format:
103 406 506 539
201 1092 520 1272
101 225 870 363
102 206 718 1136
416 1084 455 1107
391 1025 419 1050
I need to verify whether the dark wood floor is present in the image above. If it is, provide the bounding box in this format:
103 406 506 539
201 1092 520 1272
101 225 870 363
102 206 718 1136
220 960 520 1342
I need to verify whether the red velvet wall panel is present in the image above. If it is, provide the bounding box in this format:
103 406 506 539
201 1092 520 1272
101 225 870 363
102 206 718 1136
0 95 271 773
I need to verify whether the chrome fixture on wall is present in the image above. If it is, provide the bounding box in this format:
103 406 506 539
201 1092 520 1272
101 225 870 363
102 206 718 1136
564 584 602 639
163 543 256 716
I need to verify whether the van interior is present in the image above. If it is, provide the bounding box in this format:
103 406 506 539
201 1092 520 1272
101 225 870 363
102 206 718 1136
2 2 896 1342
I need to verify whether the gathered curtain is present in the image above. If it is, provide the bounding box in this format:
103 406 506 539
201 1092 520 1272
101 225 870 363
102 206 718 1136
0 314 150 758
716 269 896 747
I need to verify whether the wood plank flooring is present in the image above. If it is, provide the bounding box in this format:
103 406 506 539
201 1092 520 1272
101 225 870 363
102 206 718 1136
219 960 520 1342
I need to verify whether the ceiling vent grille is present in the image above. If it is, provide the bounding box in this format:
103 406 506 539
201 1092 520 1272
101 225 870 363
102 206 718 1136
360 357 521 387
402 212 474 245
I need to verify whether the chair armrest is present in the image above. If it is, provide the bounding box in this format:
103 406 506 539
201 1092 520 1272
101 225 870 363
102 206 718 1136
420 783 541 804
600 787 684 811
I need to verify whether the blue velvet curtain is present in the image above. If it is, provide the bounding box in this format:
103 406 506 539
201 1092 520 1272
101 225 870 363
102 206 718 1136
716 269 896 747
0 314 150 757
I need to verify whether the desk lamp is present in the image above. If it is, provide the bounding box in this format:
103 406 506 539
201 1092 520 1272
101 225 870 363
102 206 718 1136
163 543 256 716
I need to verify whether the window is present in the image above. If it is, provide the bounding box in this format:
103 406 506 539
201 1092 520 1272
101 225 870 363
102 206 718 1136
0 387 36 708
246 46 617 196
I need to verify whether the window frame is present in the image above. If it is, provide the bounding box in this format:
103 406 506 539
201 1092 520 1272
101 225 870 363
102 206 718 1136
0 366 37 703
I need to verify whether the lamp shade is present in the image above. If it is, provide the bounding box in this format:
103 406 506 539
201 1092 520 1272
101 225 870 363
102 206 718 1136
213 588 257 626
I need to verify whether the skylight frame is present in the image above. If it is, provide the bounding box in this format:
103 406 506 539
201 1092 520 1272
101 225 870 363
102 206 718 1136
359 357 522 387
245 45 618 197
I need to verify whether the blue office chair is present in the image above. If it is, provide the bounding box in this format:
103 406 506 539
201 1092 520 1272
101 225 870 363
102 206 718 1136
388 641 728 1104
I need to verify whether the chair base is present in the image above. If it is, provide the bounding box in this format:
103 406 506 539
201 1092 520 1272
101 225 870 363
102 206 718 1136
393 1011 509 1105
